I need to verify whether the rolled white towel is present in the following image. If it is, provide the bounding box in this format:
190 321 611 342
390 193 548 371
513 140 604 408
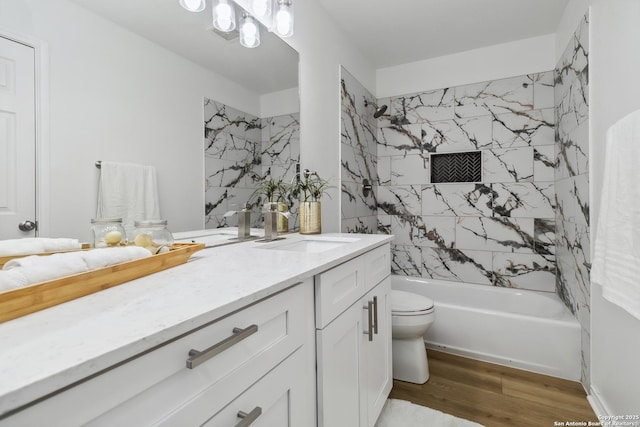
0 238 81 257
3 252 89 285
81 246 151 270
0 270 29 292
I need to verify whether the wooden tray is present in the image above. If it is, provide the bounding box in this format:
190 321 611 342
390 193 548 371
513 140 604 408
0 243 204 323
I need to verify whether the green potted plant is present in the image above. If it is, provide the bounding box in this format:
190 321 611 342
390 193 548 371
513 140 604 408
253 177 290 232
290 170 331 234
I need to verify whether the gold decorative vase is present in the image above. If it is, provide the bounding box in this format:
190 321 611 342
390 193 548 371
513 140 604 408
299 201 321 234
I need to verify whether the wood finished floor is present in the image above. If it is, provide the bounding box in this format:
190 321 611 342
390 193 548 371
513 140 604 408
389 350 597 427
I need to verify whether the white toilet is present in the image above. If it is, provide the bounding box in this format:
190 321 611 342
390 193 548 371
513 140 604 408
390 290 435 384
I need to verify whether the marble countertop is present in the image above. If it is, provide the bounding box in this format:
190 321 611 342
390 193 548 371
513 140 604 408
0 232 392 416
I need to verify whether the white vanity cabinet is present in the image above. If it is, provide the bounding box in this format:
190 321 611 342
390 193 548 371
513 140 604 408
315 244 392 427
0 281 315 427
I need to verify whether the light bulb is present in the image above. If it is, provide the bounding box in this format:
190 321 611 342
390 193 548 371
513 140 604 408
212 0 236 32
251 0 271 18
240 13 260 48
179 0 205 12
274 0 293 37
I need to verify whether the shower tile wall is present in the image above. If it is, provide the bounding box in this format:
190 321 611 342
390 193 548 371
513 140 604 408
340 67 379 233
376 72 557 292
204 98 300 229
554 13 590 387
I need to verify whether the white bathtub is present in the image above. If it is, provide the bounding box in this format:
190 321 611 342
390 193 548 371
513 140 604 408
391 275 581 381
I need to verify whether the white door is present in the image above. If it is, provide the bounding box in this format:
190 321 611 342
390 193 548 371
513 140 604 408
0 36 36 238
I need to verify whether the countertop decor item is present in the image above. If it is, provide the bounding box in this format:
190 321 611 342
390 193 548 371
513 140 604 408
0 243 204 323
290 170 331 235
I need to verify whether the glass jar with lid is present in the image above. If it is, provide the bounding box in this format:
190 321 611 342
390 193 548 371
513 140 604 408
91 218 127 248
131 220 174 253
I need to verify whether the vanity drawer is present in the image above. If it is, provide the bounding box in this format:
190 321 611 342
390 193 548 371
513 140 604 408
364 244 390 287
315 254 365 329
3 283 311 427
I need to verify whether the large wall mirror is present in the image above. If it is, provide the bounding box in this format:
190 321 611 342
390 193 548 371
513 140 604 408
70 0 300 231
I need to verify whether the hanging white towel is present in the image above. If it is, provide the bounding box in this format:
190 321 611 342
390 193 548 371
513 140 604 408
592 109 640 320
96 161 161 236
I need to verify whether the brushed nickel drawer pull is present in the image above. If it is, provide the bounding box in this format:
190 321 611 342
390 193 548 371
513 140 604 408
363 300 373 342
373 295 379 335
186 324 258 369
235 406 262 427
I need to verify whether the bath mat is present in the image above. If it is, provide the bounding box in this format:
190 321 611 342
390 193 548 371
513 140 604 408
375 398 484 427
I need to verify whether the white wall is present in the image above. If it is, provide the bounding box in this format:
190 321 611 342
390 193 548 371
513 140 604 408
285 0 376 233
0 0 262 241
557 0 640 415
376 34 557 98
260 87 299 117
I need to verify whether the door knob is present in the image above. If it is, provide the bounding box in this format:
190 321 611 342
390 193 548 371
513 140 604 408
18 220 37 232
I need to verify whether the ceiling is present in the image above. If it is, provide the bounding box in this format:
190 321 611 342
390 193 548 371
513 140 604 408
316 0 570 68
69 0 570 94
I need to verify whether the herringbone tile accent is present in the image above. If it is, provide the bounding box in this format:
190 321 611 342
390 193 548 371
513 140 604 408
431 151 481 183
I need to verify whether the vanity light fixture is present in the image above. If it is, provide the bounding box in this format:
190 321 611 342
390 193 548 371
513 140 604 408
212 0 237 32
250 0 271 19
239 12 260 48
274 0 293 37
179 0 206 12
178 0 293 48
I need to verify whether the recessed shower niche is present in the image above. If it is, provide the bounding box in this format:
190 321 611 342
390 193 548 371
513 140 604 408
430 151 482 184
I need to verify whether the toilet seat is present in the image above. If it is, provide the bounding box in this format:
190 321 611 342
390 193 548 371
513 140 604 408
391 290 434 316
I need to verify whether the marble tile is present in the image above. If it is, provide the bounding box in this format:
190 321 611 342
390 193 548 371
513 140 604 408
390 88 455 124
392 244 422 276
390 215 456 249
205 131 258 163
492 182 555 219
421 183 493 217
377 156 392 186
581 328 591 387
555 220 590 314
205 187 229 215
556 79 588 135
555 14 589 103
206 158 259 188
422 116 493 152
532 71 555 110
391 155 429 185
341 181 358 220
421 247 493 285
493 252 556 291
204 100 256 138
377 185 422 217
377 124 425 157
492 109 554 148
377 214 392 235
341 67 376 127
556 119 589 180
484 147 534 183
263 115 298 166
534 145 556 182
534 218 556 256
455 75 534 118
456 216 535 253
342 216 378 234
555 174 589 227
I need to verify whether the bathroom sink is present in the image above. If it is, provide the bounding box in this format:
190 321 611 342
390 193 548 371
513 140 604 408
259 236 360 253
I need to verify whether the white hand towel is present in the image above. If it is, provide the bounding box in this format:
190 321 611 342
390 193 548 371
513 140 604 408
3 252 90 285
0 238 81 256
96 161 161 236
592 109 640 320
0 270 29 292
81 246 151 270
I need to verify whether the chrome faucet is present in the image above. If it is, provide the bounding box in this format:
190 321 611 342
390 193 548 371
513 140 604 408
262 203 291 241
223 203 252 240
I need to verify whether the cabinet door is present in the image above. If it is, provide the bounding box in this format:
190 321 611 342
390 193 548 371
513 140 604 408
361 277 392 427
316 301 364 427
